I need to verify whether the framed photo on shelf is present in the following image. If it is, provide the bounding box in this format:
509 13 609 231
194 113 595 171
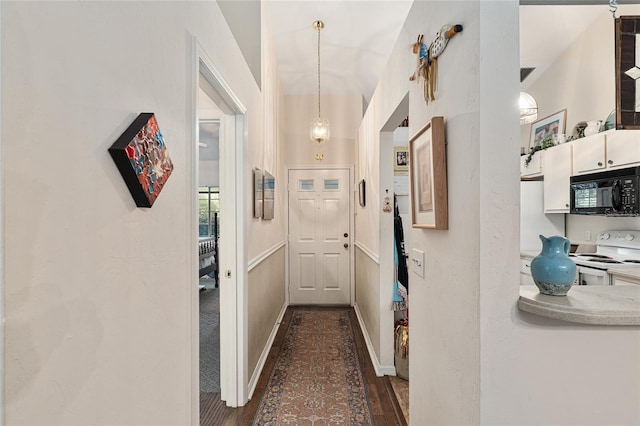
394 146 409 175
409 116 448 229
528 109 566 151
615 16 640 129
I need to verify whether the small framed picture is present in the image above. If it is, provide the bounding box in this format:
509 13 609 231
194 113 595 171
409 117 448 229
394 146 409 175
528 109 566 151
358 179 366 207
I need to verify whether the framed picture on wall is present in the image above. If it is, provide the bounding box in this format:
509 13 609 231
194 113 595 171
394 146 409 175
358 179 366 207
263 170 275 220
528 109 566 151
108 112 174 208
615 16 640 129
409 116 448 229
253 168 263 218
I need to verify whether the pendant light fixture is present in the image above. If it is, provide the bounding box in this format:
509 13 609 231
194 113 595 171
519 91 538 125
310 20 330 143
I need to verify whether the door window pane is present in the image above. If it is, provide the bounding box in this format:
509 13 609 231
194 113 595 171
299 180 314 190
324 179 339 190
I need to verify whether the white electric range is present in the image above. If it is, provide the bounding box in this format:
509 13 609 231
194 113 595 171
571 230 640 286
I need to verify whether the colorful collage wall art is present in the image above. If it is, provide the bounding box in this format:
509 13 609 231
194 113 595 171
109 113 174 207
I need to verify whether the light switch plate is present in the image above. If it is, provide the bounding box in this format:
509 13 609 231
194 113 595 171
412 249 425 277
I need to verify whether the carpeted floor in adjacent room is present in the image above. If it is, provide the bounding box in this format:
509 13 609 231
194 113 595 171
199 277 220 393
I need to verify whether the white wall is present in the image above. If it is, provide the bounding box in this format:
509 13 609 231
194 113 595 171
282 94 359 167
405 3 485 423
359 1 640 424
358 1 485 409
1 1 284 424
355 247 380 358
248 246 285 378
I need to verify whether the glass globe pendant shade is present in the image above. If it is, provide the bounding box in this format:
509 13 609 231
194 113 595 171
519 91 538 125
311 117 330 143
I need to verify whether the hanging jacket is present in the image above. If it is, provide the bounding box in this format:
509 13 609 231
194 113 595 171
394 198 409 292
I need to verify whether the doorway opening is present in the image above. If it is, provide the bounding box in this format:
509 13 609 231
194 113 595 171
380 93 409 422
197 94 221 396
192 39 249 420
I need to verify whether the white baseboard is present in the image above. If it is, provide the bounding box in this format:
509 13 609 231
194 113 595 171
248 302 288 399
353 303 396 377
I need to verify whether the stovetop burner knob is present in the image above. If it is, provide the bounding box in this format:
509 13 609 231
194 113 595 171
626 234 635 241
601 233 610 240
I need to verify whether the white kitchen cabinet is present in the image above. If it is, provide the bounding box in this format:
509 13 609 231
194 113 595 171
613 278 640 286
605 130 640 169
572 131 607 175
543 142 572 213
571 130 640 176
520 150 543 178
520 256 535 286
609 267 640 286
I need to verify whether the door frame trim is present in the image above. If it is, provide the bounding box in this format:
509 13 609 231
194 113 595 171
190 37 248 418
285 164 355 306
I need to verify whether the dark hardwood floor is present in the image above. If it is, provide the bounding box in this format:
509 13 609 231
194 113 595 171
200 306 407 425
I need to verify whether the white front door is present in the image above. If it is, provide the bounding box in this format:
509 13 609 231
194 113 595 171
288 169 351 305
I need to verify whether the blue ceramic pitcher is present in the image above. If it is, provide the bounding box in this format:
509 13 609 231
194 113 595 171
530 235 576 296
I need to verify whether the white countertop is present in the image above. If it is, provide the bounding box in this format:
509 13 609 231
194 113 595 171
518 285 640 325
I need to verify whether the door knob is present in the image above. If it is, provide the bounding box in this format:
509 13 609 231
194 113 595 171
344 243 349 248
344 233 348 238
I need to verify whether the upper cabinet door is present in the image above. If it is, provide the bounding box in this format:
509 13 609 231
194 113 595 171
520 151 543 178
572 132 606 175
606 130 640 169
544 142 573 213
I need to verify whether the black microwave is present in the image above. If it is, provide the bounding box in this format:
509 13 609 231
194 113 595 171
570 166 640 216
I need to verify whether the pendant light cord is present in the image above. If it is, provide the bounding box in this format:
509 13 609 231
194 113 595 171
610 0 618 18
317 23 321 119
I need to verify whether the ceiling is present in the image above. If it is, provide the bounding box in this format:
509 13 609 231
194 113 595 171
201 1 640 164
263 1 639 103
198 87 221 161
265 0 412 104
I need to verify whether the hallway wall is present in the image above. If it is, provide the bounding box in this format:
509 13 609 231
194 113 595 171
354 246 380 361
358 1 640 424
282 94 360 167
248 246 285 385
1 1 284 424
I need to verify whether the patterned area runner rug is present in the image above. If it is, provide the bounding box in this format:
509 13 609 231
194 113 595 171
253 308 374 425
